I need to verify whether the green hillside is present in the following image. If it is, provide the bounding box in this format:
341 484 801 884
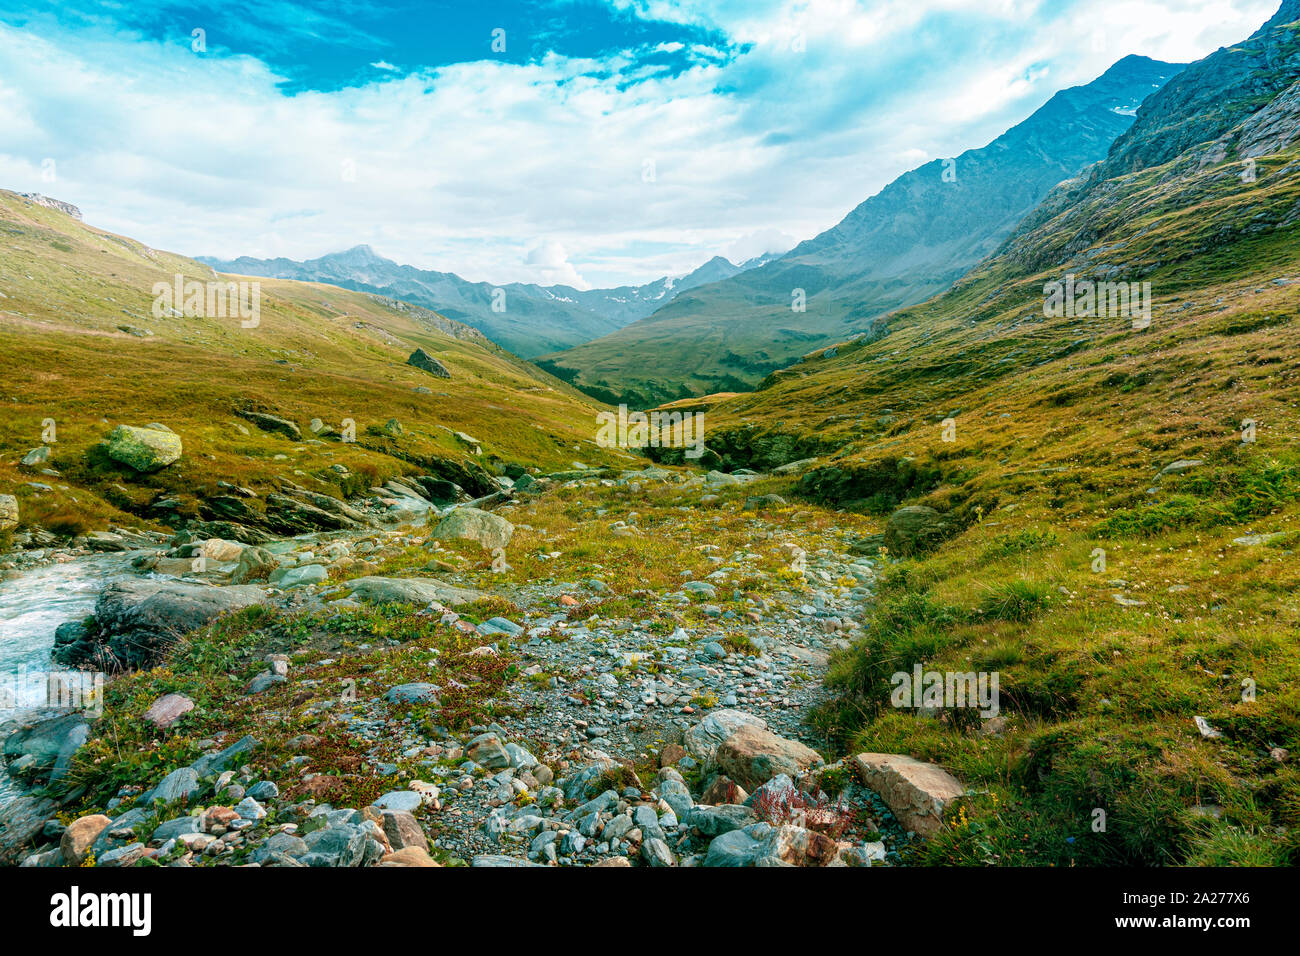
687 11 1300 864
0 189 625 539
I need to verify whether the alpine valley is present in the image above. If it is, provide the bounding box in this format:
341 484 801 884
1 0 1298 874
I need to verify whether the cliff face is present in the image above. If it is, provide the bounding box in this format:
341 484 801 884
1096 0 1300 179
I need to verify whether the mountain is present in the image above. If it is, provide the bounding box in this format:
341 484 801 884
539 55 1185 407
198 247 775 359
678 2 1300 865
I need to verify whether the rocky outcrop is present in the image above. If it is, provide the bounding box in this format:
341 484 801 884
52 579 267 671
105 425 182 473
236 410 302 441
263 493 360 534
18 192 83 220
407 348 451 378
683 709 767 762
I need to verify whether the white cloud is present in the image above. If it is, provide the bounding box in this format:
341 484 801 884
523 239 589 289
723 228 798 263
0 0 1281 289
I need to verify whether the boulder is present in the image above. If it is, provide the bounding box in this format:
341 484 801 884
715 725 824 792
190 734 259 777
52 579 267 671
850 753 964 837
702 822 838 867
60 814 111 864
196 539 244 562
407 349 451 378
143 693 194 729
150 767 202 804
466 732 510 770
384 683 440 704
683 709 767 762
700 775 748 805
883 505 951 556
105 425 182 473
270 564 328 589
21 446 50 467
2 713 89 779
429 507 513 551
230 546 277 584
380 810 429 852
378 846 440 866
344 576 485 607
300 824 367 867
687 804 756 837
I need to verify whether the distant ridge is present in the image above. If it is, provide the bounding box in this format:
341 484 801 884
200 247 778 359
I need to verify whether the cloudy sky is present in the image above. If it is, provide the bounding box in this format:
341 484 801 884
0 0 1281 288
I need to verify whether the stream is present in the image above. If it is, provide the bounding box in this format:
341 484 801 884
0 553 137 805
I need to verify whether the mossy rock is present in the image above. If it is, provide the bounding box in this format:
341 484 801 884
104 425 182 473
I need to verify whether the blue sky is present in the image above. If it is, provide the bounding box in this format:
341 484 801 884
0 0 1283 288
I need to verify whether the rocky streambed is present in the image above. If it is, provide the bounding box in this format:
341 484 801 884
0 465 966 868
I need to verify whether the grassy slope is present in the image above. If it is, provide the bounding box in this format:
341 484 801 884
0 190 628 536
695 79 1300 863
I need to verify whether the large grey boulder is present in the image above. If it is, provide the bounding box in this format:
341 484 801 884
300 824 367 867
429 507 513 551
148 766 202 804
683 709 767 762
702 822 839 867
344 576 484 607
2 713 89 782
52 579 267 671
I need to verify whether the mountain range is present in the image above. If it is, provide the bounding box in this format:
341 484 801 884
199 245 776 359
537 54 1186 406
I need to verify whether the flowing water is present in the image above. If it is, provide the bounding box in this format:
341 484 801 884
0 554 136 805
